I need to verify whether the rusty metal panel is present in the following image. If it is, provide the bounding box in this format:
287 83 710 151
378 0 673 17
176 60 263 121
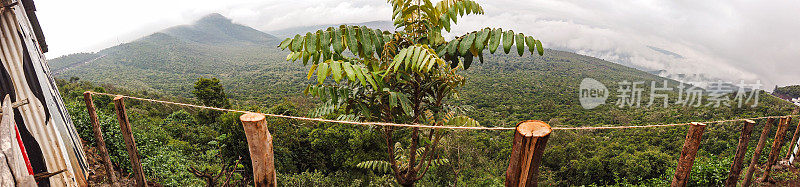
1 1 88 186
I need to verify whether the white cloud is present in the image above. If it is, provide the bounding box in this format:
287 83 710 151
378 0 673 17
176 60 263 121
34 0 800 88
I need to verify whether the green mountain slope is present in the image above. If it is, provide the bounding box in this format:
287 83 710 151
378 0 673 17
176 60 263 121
48 13 795 120
49 14 306 102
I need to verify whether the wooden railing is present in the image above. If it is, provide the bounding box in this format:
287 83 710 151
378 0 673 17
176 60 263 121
82 91 800 187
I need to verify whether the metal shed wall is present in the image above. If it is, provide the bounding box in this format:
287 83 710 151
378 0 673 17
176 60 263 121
1 0 88 186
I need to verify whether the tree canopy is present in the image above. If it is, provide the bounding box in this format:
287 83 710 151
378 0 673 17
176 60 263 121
279 0 544 185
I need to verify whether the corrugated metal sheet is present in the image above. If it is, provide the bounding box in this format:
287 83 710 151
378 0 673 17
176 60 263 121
1 0 88 186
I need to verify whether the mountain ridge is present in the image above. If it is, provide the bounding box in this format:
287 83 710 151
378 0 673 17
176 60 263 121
162 13 278 45
49 13 680 109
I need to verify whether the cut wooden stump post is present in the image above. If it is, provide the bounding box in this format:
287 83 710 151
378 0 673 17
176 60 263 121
84 92 120 187
742 118 775 187
505 120 552 187
759 117 791 182
240 113 276 187
786 118 800 160
671 122 706 187
723 119 755 187
113 96 146 187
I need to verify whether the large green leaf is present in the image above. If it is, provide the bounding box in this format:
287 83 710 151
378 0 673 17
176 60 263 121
333 29 344 53
305 32 319 55
360 26 374 57
302 50 310 65
310 52 320 65
347 27 360 55
536 40 544 55
525 36 536 54
441 16 451 32
447 38 459 55
410 46 421 70
342 62 356 82
306 64 318 80
279 38 291 49
463 53 473 69
364 71 378 89
291 34 303 52
448 6 457 24
353 66 367 86
320 29 331 53
373 29 384 56
459 33 475 55
489 28 502 53
317 62 329 84
475 28 490 52
515 33 525 56
330 61 343 82
503 30 514 54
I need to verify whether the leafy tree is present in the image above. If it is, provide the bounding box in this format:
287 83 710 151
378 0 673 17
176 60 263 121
193 77 230 108
193 77 230 123
279 0 543 185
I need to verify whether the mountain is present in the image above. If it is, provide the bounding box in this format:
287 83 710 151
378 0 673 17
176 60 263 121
163 13 277 45
49 13 307 103
48 13 790 119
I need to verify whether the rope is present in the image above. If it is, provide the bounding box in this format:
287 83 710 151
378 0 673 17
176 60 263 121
87 91 516 130
86 91 799 131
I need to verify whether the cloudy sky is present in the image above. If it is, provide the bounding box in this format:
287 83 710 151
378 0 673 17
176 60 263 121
35 0 800 89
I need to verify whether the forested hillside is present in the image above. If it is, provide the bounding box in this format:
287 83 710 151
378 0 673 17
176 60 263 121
49 13 304 104
50 13 800 186
775 85 800 98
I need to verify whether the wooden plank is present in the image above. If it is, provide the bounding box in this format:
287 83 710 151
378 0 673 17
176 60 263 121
84 92 120 187
759 117 791 182
723 119 755 187
0 95 16 186
505 120 551 187
113 96 146 187
671 122 706 187
742 118 775 187
0 95 35 186
240 113 276 187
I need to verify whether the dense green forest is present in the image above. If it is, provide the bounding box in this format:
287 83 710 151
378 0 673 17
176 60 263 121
58 75 800 186
775 85 800 98
50 13 800 186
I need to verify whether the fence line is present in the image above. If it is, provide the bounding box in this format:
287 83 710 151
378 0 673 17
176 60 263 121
86 91 798 131
85 91 800 186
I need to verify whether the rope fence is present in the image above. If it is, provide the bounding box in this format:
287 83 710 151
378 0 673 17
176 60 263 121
86 91 799 131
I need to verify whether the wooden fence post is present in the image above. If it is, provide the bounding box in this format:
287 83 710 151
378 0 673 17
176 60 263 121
759 117 791 182
671 122 706 187
505 120 551 187
723 119 755 187
113 96 146 187
786 118 800 160
240 113 276 187
742 118 775 186
84 92 120 187
790 119 800 164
